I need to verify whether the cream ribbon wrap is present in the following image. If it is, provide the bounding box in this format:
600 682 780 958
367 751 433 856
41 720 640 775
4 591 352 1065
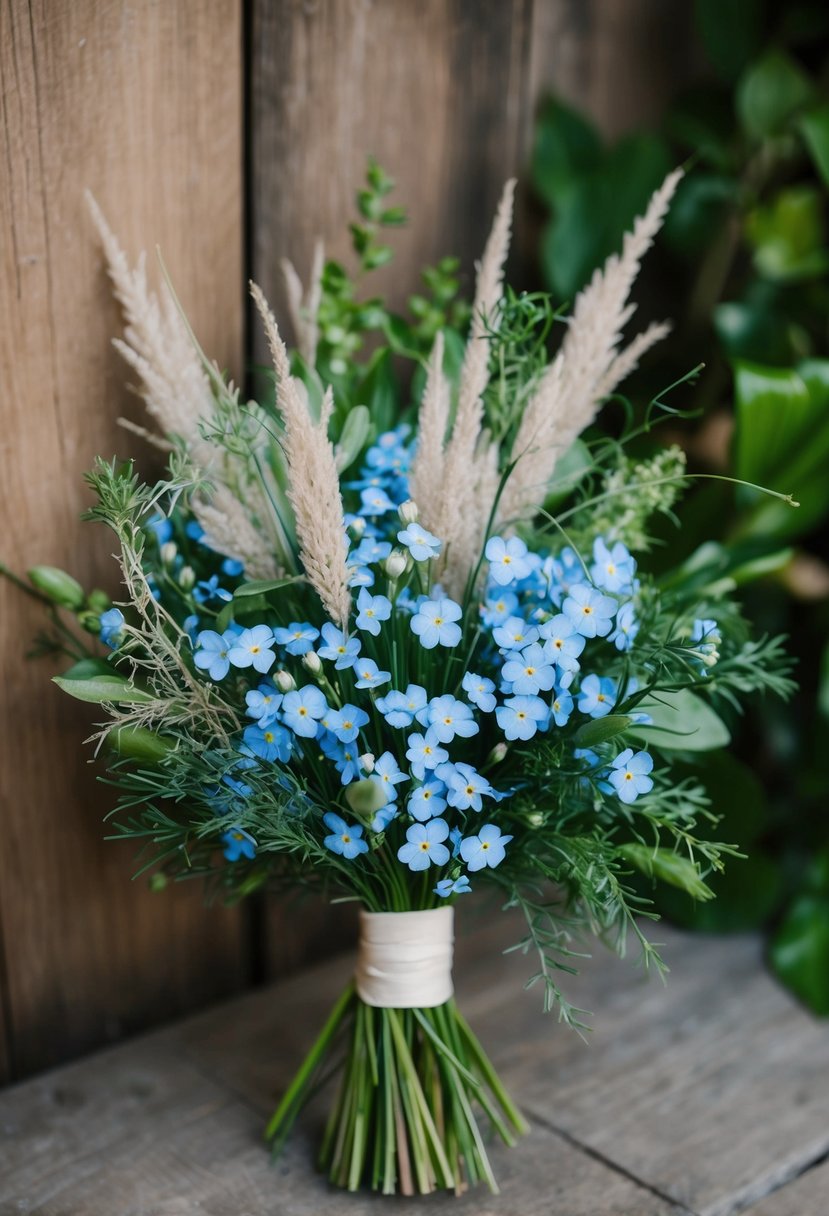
355 907 454 1008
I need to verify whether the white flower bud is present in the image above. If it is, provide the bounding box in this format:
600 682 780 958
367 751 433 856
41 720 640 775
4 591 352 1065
702 650 719 668
160 542 178 566
527 811 543 828
359 752 375 774
273 669 296 693
488 742 508 765
398 499 419 525
178 565 196 591
302 650 322 675
349 516 366 539
383 549 409 579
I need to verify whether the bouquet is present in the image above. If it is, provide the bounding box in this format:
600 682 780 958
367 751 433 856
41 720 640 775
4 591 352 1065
7 164 796 1196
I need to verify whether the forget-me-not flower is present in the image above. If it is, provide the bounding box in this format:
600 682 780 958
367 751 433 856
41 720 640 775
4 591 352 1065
538 614 586 676
501 643 556 696
354 658 391 689
408 780 448 821
318 622 361 669
482 591 519 628
327 703 370 744
376 684 428 728
243 722 292 762
610 602 639 652
434 874 472 898
426 695 479 743
406 729 449 779
373 751 408 797
356 588 392 636
274 622 319 657
578 674 616 718
563 584 617 639
591 537 636 593
496 695 550 741
442 762 492 812
397 819 450 871
551 688 574 726
410 597 463 649
194 628 237 681
459 823 512 871
323 812 369 859
99 607 125 650
282 685 327 737
462 672 497 714
398 522 441 561
485 535 532 586
222 826 257 862
609 748 654 804
351 537 392 566
245 683 282 727
194 575 233 605
228 625 277 673
360 486 396 516
492 616 539 651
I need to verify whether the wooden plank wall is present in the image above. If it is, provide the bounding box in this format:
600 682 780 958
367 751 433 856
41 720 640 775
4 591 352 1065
0 0 695 1081
0 0 248 1083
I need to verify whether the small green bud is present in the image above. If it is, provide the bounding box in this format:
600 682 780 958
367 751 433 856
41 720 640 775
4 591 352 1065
78 610 104 634
149 872 168 892
178 565 196 591
28 565 84 610
86 589 110 613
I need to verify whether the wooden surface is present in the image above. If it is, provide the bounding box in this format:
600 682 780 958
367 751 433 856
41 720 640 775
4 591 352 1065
0 0 247 1083
2 917 827 1215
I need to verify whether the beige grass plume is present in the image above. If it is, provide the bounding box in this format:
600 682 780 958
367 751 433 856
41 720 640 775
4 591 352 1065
251 282 351 627
281 239 324 366
497 168 682 527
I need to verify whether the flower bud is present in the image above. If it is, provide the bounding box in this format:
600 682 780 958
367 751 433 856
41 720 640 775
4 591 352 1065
178 565 196 591
383 549 409 579
86 589 110 613
27 565 85 610
702 650 719 668
302 650 322 675
160 542 178 566
359 752 375 774
348 516 366 540
488 741 508 765
398 499 419 525
526 811 544 828
273 669 296 693
78 610 104 634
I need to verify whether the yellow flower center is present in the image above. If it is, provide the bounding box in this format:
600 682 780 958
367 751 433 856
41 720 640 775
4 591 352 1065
250 645 261 654
420 841 431 851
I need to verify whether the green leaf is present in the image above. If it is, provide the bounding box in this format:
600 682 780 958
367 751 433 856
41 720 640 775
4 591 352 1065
335 405 371 474
573 715 633 747
799 103 829 186
746 186 828 282
620 843 714 900
737 49 813 139
53 666 155 704
770 894 829 1015
630 689 731 751
107 725 174 762
234 577 302 599
662 173 737 257
27 565 85 610
714 301 795 364
532 96 602 208
694 0 766 82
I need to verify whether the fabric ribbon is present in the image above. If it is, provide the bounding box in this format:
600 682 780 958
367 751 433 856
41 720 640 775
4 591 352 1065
355 907 455 1008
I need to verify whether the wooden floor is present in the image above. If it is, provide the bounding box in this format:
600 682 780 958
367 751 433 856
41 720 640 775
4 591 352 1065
2 909 828 1215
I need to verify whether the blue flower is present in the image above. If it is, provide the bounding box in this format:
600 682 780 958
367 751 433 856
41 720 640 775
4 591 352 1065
609 748 654 804
548 547 587 606
245 683 282 726
318 622 361 669
538 614 586 679
397 818 450 871
442 762 492 811
408 780 447 821
462 672 497 713
610 602 639 652
450 826 463 857
551 688 574 726
243 722 292 762
459 823 512 871
410 597 462 649
183 614 200 642
563 584 617 639
481 591 519 627
147 513 173 545
398 522 441 561
194 628 237 680
373 751 408 795
221 557 245 577
282 685 328 737
590 537 636 593
691 618 720 646
356 588 392 636
501 643 556 696
577 674 616 718
376 684 428 728
406 729 449 780
434 874 472 898
348 565 375 589
323 811 369 859
99 607 125 649
371 804 400 833
360 486 396 516
319 733 362 784
185 520 206 542
351 537 392 566
228 625 277 673
327 703 370 743
353 658 391 689
485 535 532 586
496 695 550 741
222 826 257 862
274 622 320 656
193 574 233 605
492 615 539 651
426 695 479 743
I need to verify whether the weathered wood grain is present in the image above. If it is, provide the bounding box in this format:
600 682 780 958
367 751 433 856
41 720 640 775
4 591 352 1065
0 0 247 1082
743 1160 829 1216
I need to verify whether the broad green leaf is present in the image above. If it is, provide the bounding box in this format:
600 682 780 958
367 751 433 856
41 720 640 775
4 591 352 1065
334 405 371 474
27 565 85 610
662 173 736 257
532 96 602 208
770 894 829 1015
234 577 302 599
107 726 174 762
619 843 714 901
746 186 828 282
737 49 813 139
630 689 730 752
53 670 155 704
714 301 795 365
574 715 633 748
799 103 829 187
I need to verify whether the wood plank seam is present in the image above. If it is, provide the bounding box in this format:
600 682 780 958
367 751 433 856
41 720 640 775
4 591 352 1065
525 1107 699 1216
702 1139 829 1216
